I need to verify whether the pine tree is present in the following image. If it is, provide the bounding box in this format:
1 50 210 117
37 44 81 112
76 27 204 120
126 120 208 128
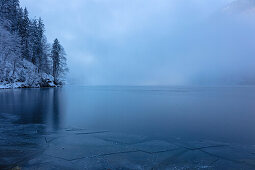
51 39 68 84
36 18 45 72
9 0 20 32
16 6 23 34
20 8 30 60
29 19 38 64
0 0 68 87
29 17 47 72
0 0 20 32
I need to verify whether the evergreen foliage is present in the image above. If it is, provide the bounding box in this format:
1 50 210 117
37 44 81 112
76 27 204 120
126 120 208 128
0 0 68 88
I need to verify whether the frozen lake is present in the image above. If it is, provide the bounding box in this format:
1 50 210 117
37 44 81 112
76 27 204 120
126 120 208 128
1 86 255 169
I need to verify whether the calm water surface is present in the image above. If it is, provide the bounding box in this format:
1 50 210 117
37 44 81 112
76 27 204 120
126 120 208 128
1 86 255 145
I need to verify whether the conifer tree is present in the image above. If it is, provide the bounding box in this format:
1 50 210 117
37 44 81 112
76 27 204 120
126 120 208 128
29 19 38 64
0 0 68 87
0 0 20 32
36 18 45 72
51 39 68 84
20 8 30 60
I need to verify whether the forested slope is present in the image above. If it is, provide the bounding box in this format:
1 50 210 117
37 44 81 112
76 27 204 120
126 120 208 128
0 0 68 88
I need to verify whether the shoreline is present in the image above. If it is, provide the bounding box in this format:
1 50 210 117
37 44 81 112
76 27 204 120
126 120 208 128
0 82 58 89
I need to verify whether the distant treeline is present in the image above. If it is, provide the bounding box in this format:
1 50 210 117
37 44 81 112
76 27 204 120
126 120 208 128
0 0 68 87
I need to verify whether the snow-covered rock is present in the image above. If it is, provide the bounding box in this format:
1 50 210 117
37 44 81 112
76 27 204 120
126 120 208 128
0 57 57 89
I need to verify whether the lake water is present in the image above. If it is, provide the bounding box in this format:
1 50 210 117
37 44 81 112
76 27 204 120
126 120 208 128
1 86 255 169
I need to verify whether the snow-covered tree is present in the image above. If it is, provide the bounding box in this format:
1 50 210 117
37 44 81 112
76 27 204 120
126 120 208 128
19 8 30 60
0 0 20 32
0 22 21 82
51 39 68 85
0 0 68 88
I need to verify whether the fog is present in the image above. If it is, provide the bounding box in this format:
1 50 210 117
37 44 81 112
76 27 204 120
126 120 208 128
20 0 255 85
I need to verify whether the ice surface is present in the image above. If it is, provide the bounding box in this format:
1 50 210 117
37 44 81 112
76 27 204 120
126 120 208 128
1 87 255 169
1 121 255 169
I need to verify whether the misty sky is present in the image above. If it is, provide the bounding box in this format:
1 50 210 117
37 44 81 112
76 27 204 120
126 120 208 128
20 0 255 85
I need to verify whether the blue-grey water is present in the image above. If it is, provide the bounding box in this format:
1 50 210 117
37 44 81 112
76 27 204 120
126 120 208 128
1 86 255 144
1 86 255 169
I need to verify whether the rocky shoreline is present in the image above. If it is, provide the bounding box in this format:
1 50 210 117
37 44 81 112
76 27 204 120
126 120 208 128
0 75 57 89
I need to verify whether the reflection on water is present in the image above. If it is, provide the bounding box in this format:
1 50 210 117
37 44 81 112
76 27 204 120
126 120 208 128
1 86 255 169
0 88 65 130
1 86 255 144
0 88 66 169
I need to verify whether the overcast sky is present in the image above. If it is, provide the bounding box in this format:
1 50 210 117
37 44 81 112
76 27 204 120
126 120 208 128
20 0 255 85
